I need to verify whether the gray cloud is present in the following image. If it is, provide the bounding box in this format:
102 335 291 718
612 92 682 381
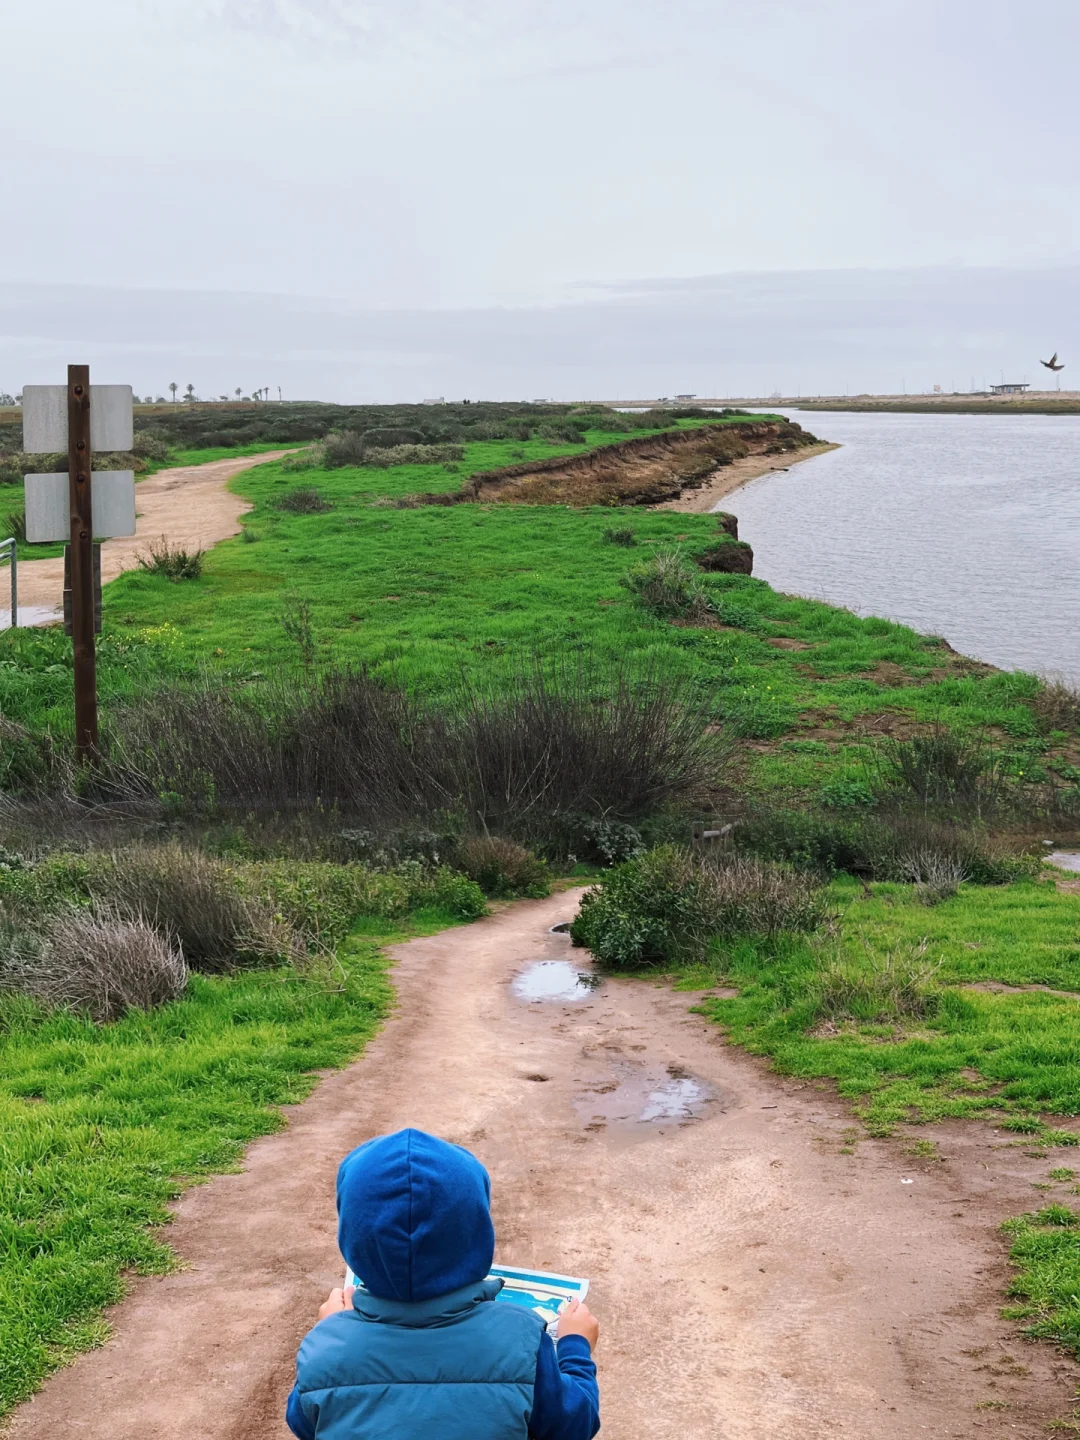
3 264 1074 402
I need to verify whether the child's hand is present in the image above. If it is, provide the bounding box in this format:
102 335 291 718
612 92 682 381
556 1297 599 1351
317 1285 355 1323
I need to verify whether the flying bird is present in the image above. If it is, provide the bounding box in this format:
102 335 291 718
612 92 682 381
1041 352 1065 372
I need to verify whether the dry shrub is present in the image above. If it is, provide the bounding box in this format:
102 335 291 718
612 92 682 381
1031 677 1080 735
0 909 188 1023
456 836 549 898
85 843 295 971
274 487 333 514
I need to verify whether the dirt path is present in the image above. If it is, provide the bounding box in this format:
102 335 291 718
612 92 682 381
655 440 838 513
16 451 294 617
9 891 1078 1438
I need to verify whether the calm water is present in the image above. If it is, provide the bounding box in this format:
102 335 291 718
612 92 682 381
723 411 1080 682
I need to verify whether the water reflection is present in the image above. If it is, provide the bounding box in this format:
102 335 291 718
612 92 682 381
723 411 1080 682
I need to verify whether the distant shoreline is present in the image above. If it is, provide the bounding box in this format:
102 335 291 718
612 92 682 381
655 439 838 513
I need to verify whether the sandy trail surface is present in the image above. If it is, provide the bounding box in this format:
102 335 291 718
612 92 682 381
15 451 294 616
655 441 838 513
10 890 1078 1439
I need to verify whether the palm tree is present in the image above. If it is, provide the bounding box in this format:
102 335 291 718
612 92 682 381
169 382 178 402
235 388 241 402
184 383 195 404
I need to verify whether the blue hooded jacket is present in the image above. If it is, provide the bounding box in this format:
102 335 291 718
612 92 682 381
286 1129 600 1440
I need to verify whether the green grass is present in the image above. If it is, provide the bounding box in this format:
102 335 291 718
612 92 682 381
0 420 1053 805
0 904 479 1417
690 876 1080 1134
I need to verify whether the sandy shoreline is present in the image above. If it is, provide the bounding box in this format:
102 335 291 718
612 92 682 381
654 440 838 513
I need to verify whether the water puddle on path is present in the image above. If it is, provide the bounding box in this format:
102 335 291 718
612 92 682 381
2 607 63 628
512 960 602 1003
1049 851 1080 873
574 1063 719 1134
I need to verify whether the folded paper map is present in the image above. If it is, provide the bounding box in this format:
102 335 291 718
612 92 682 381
343 1263 589 1335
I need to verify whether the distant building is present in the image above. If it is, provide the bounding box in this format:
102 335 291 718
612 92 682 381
674 393 697 401
989 382 1029 394
422 397 445 405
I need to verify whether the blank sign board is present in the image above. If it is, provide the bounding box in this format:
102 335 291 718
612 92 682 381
21 386 134 454
25 472 137 543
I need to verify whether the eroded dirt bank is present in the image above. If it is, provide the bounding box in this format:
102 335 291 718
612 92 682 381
9 891 1077 1439
419 421 822 508
17 450 294 618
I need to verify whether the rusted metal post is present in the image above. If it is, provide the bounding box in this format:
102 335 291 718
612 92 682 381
67 363 99 762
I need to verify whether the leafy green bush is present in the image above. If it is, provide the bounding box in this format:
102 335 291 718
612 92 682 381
281 445 325 472
601 526 638 547
570 844 827 968
456 836 549 898
131 431 172 462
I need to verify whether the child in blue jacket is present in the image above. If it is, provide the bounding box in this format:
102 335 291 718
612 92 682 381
286 1128 601 1440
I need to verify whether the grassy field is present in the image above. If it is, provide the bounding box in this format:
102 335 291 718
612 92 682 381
0 902 479 1416
673 871 1080 1356
5 424 1058 809
4 411 1080 1386
687 875 1080 1133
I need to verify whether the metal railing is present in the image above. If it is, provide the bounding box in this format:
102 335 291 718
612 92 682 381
0 537 17 629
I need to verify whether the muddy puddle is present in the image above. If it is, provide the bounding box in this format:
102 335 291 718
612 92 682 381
511 960 602 1002
1049 851 1080 873
574 1062 719 1134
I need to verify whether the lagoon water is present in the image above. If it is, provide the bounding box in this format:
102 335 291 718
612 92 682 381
722 411 1080 683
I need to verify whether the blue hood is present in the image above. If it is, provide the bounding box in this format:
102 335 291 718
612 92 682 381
337 1129 496 1302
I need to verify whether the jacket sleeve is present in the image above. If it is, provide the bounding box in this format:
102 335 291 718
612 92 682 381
285 1383 317 1440
528 1332 600 1440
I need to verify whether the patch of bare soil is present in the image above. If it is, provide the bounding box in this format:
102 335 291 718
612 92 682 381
9 891 1079 1439
17 451 295 618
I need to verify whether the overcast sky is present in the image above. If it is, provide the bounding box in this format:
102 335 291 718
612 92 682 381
4 0 1079 400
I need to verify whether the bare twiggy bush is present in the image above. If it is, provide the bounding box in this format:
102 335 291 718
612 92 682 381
0 909 188 1023
106 664 722 831
874 727 1007 818
274 487 333 514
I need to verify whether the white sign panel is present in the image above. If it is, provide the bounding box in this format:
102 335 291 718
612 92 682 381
21 386 134 454
25 472 137 544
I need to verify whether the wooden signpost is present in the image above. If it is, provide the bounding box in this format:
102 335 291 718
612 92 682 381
22 366 135 764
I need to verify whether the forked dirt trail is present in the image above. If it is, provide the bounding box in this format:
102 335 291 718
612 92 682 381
10 891 1078 1439
17 451 294 616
